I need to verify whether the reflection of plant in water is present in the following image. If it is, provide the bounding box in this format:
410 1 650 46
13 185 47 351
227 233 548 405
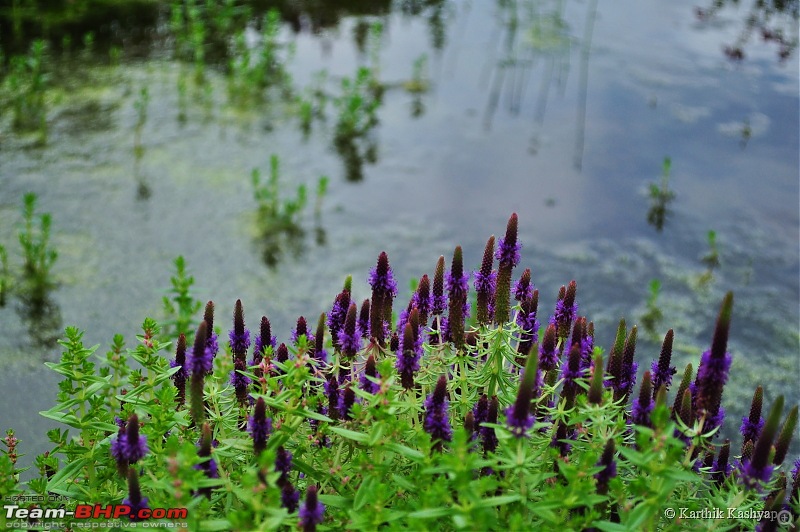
697 230 721 288
17 291 62 349
1 39 49 141
227 9 294 105
404 54 430 118
18 193 58 306
695 0 799 62
641 279 664 338
161 256 203 341
647 157 676 232
252 155 328 267
133 86 151 199
0 245 9 307
333 66 382 182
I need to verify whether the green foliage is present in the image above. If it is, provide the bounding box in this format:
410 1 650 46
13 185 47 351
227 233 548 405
1 39 48 140
641 278 663 338
647 157 676 232
252 154 308 230
0 244 10 306
17 192 58 304
161 256 203 342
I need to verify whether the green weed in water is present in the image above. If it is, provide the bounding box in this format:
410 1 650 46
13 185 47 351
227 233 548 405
161 256 203 341
641 278 663 338
0 244 10 307
2 39 49 141
18 193 58 304
647 157 676 231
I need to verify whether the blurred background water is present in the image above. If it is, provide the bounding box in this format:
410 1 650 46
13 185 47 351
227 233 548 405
0 0 798 471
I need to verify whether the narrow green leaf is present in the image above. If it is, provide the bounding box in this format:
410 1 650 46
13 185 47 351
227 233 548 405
329 427 368 443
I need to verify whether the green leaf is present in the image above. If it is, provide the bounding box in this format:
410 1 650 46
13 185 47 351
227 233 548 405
199 519 233 531
476 494 522 508
39 410 81 429
318 494 352 509
47 458 88 493
591 522 630 532
626 501 655 529
408 507 450 519
329 427 368 443
353 476 375 511
385 442 424 461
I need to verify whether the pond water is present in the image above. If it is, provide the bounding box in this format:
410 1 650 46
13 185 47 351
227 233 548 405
1 0 798 468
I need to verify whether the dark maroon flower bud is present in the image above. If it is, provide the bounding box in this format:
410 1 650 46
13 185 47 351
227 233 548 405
482 396 499 454
447 246 468 351
339 303 361 360
416 274 432 327
514 268 533 302
741 395 783 490
328 277 352 350
650 329 676 399
742 440 754 463
538 323 558 371
560 343 582 410
171 334 188 407
389 331 399 353
474 236 496 325
614 326 638 403
299 485 325 532
293 316 312 346
605 319 627 390
631 371 654 427
432 256 446 316
671 364 694 422
123 467 149 521
515 291 540 361
111 414 148 470
494 213 521 325
196 423 218 498
360 355 380 394
358 299 370 339
203 301 215 335
230 300 250 361
325 376 340 421
338 383 356 421
464 411 475 438
712 439 731 486
692 292 734 436
369 252 397 346
314 313 327 364
190 321 209 426
741 386 764 452
396 322 420 390
773 405 798 466
275 343 289 364
253 316 275 366
595 439 617 495
506 350 538 437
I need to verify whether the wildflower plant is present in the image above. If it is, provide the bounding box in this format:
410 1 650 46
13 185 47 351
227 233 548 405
2 213 798 531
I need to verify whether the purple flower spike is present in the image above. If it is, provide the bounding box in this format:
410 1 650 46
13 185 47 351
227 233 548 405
516 291 540 358
299 485 325 532
369 252 397 345
482 396 499 454
253 316 276 364
123 468 149 521
328 278 352 350
358 299 370 339
447 246 469 350
431 256 447 316
229 300 251 357
649 329 676 400
338 303 361 359
171 334 188 406
424 376 453 451
249 397 272 455
712 439 732 486
281 483 300 512
111 414 148 467
396 322 421 390
549 281 578 339
740 386 764 449
513 268 533 302
692 292 734 436
538 323 559 371
474 236 496 326
195 423 218 498
360 355 381 394
506 351 538 438
495 213 521 267
275 445 293 481
415 274 432 327
292 316 314 347
494 213 521 324
325 376 340 421
189 321 214 377
740 395 783 490
595 440 617 495
631 371 654 427
338 383 356 421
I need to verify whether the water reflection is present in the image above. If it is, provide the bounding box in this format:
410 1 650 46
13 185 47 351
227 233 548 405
15 293 62 352
694 0 798 61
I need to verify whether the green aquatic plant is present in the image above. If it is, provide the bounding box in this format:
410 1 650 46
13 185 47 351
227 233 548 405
697 230 721 288
252 154 308 230
18 192 58 304
647 157 676 232
2 39 48 140
641 278 664 338
0 244 10 307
